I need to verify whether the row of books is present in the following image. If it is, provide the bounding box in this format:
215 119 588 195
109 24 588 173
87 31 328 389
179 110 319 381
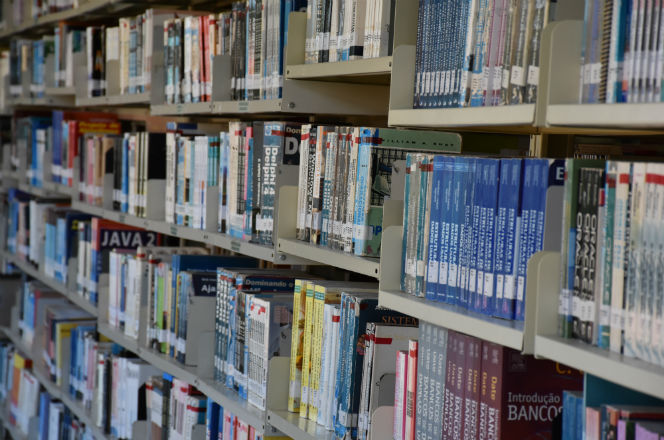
162 12 221 104
204 399 285 440
6 189 165 306
226 1 305 101
9 37 54 98
14 111 121 189
213 269 311 410
413 0 553 108
1 346 97 440
401 155 562 321
108 250 255 352
14 278 271 440
579 0 664 104
295 125 457 257
304 0 395 64
285 281 417 438
563 390 664 440
559 159 664 368
11 0 78 23
394 324 584 440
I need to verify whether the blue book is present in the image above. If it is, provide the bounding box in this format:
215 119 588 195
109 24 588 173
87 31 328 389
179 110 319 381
333 294 351 429
514 160 536 321
493 159 523 320
352 128 377 255
480 159 501 315
446 158 468 304
176 136 186 225
470 158 487 312
56 212 92 283
562 390 582 440
38 391 50 439
52 110 63 184
437 156 456 302
206 398 220 440
425 156 446 300
458 158 476 309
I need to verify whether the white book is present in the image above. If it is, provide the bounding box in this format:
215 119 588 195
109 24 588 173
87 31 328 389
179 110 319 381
624 162 645 358
610 161 632 353
192 18 201 102
165 132 177 223
329 0 340 62
47 401 64 440
393 350 407 440
349 0 367 60
377 0 392 58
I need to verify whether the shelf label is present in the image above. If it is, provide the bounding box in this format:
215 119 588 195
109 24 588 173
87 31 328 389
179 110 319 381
231 240 241 252
170 225 178 236
238 101 249 112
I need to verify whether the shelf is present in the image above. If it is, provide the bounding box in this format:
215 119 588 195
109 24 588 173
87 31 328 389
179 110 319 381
0 327 108 440
16 182 70 198
213 99 284 114
0 0 130 40
0 251 97 316
266 410 335 440
286 57 392 84
76 92 150 107
535 335 664 401
388 104 537 129
0 402 27 440
70 200 306 265
7 96 75 108
45 87 76 96
277 238 380 278
150 102 214 116
546 103 664 129
379 289 525 350
97 322 267 433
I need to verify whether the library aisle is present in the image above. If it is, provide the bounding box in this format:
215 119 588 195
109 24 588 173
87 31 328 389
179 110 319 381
0 1 662 440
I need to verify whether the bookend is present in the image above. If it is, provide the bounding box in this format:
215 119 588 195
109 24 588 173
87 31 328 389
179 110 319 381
132 420 150 439
211 55 232 102
180 296 215 367
368 406 394 440
191 423 206 440
145 179 166 220
195 331 214 378
26 414 40 439
204 185 219 232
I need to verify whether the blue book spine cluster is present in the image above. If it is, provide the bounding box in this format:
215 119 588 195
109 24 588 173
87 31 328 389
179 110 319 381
403 154 559 322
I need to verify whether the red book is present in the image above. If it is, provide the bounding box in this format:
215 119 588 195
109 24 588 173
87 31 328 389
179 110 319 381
405 339 418 440
498 348 583 439
442 332 458 440
479 341 502 440
464 336 482 439
453 334 468 440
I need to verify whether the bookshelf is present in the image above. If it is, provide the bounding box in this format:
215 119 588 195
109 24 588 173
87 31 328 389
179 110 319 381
0 326 109 440
0 403 27 440
0 251 97 316
96 322 269 435
533 252 664 401
2 0 664 439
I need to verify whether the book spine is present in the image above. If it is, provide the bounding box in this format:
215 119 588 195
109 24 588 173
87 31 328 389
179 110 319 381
426 157 444 300
514 159 534 321
405 339 418 440
437 157 455 302
470 159 485 313
394 349 408 440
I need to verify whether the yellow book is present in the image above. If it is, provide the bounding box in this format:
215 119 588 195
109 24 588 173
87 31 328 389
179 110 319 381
288 279 306 413
307 282 377 421
299 281 316 417
308 283 342 421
